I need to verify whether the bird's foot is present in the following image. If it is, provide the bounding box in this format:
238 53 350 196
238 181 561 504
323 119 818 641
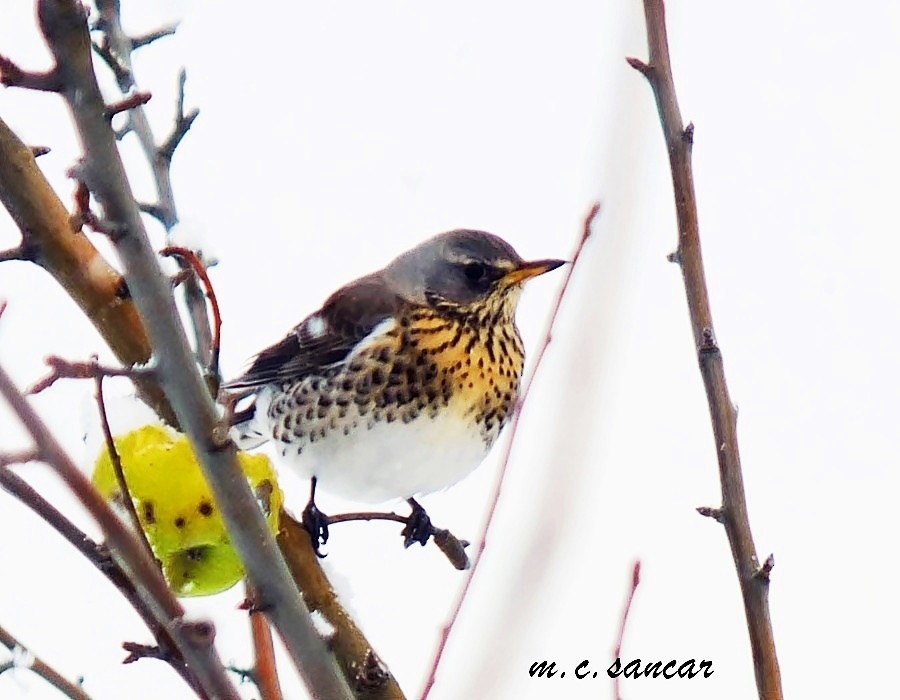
301 501 329 558
401 499 435 548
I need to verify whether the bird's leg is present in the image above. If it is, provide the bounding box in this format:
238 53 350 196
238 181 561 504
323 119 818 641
301 477 329 557
401 498 436 548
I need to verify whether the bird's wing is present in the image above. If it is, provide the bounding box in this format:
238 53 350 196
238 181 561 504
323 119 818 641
222 273 405 390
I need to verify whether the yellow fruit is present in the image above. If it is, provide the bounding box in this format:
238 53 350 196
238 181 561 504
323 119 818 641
92 424 282 596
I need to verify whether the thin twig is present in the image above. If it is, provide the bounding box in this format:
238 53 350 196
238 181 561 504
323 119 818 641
159 246 221 377
612 562 641 700
326 511 469 570
246 584 284 700
0 623 92 700
627 2 783 699
104 91 151 120
94 366 156 564
131 24 179 50
0 245 32 262
28 355 153 395
0 55 62 91
0 449 39 467
0 362 238 700
420 203 601 699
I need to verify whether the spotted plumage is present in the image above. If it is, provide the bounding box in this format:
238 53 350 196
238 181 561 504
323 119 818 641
225 230 564 550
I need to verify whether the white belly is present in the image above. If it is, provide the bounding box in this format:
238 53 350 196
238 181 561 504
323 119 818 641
256 387 491 503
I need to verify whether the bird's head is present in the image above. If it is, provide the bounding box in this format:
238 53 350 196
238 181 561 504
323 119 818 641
384 230 565 320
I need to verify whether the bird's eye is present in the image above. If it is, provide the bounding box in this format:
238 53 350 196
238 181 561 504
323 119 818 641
464 262 487 282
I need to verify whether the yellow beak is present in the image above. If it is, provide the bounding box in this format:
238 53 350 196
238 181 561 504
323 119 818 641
501 258 567 286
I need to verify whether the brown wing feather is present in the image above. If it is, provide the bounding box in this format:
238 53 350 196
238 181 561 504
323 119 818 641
223 273 407 390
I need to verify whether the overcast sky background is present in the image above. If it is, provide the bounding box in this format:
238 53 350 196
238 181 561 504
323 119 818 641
1 1 898 699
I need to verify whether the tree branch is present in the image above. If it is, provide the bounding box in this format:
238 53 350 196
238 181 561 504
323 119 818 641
277 513 405 700
627 2 783 699
93 0 210 372
0 623 92 700
0 117 177 425
33 3 352 696
0 364 237 699
0 466 204 695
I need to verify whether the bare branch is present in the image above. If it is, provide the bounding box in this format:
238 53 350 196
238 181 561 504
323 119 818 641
326 511 469 570
628 2 783 698
131 23 179 50
0 623 93 700
0 245 33 262
90 37 132 90
246 584 285 700
0 363 238 700
420 203 601 699
277 513 405 700
160 246 221 378
0 449 39 467
95 367 156 564
28 355 154 395
37 3 352 694
159 69 200 164
0 54 62 92
104 91 152 120
0 467 204 696
0 117 177 425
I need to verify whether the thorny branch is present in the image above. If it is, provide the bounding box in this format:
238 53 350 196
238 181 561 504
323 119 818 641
627 2 783 699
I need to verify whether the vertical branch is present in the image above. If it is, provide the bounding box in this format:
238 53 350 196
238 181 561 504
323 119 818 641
27 3 352 696
93 0 212 366
626 2 783 699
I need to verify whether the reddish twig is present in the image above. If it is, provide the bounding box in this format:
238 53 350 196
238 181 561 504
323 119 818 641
246 584 285 700
159 246 221 376
612 561 642 700
627 2 783 699
28 355 153 395
104 91 152 120
420 203 601 699
0 54 62 92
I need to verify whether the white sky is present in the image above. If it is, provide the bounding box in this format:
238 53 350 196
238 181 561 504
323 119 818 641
1 1 899 699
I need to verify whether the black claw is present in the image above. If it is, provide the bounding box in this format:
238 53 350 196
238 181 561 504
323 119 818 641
302 477 329 557
401 498 435 548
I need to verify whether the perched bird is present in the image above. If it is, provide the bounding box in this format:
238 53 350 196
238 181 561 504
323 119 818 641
224 230 564 554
